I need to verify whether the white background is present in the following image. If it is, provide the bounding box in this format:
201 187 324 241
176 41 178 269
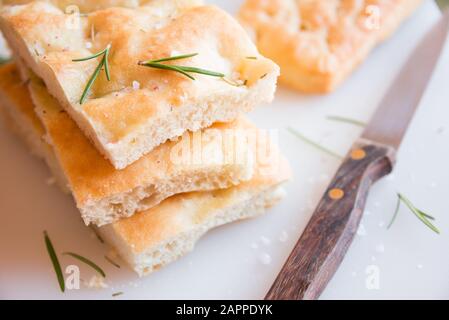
0 0 448 299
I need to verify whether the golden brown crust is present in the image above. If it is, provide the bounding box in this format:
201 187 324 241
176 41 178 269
109 158 291 256
0 64 44 135
239 0 423 93
97 150 290 276
0 1 279 168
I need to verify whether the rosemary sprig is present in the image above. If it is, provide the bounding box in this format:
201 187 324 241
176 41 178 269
287 127 343 160
0 56 11 65
138 53 225 80
63 252 106 277
44 231 65 292
105 255 121 269
326 115 366 127
73 44 111 104
388 193 440 234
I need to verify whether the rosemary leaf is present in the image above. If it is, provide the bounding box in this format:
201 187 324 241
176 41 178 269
246 56 258 60
387 196 401 229
63 252 106 277
104 46 111 81
420 212 436 221
79 59 104 104
140 62 195 80
105 255 121 269
287 127 343 160
150 53 198 63
44 231 65 292
73 45 111 104
72 47 108 62
112 292 124 297
90 227 104 244
176 66 224 78
388 193 440 234
326 115 366 127
138 53 224 80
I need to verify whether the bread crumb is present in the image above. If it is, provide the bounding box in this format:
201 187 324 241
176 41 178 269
46 177 56 186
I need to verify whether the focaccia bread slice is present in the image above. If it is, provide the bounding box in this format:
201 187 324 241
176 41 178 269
239 0 423 93
98 161 291 276
0 1 280 169
0 63 262 227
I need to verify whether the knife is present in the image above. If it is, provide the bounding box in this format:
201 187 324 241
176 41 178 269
265 9 449 300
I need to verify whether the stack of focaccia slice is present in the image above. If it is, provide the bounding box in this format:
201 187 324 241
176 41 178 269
0 0 291 276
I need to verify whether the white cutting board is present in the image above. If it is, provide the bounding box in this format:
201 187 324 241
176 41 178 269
1 1 448 300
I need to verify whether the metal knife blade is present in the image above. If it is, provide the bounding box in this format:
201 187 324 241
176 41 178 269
362 9 449 149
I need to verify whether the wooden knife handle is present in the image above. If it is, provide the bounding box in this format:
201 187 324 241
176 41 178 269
265 139 396 300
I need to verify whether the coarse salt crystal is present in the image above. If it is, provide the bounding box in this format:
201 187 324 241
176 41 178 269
375 244 385 253
279 231 288 243
307 177 317 184
250 242 259 249
132 81 141 90
357 224 367 236
259 236 271 246
46 177 56 186
258 253 272 265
